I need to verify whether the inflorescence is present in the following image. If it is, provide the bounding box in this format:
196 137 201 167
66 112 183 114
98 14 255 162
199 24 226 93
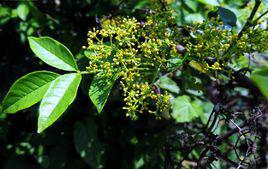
83 11 268 119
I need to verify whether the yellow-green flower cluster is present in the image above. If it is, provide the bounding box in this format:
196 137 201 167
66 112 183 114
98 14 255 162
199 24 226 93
185 20 234 73
83 13 179 118
83 9 267 118
186 19 268 74
235 28 268 53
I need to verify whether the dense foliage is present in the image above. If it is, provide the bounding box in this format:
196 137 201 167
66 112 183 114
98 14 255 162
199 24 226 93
0 0 268 169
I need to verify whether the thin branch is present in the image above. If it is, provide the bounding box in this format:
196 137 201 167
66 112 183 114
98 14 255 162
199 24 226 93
216 123 247 142
224 0 262 56
238 0 262 38
253 10 268 23
159 0 168 11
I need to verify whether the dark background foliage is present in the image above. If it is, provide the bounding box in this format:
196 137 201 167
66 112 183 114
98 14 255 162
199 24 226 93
0 0 267 169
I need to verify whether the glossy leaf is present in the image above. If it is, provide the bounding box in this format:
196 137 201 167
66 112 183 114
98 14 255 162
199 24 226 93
171 95 201 123
74 118 104 168
2 71 59 114
250 67 268 99
28 36 78 71
217 7 237 26
17 3 29 21
38 73 81 133
89 73 119 113
158 76 180 94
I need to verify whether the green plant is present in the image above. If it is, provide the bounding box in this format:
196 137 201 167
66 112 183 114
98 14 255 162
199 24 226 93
2 1 268 132
1 0 268 168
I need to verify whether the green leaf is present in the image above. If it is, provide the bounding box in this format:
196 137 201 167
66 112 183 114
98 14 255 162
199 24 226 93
28 36 78 71
38 73 81 133
89 73 119 113
74 118 104 168
133 0 148 11
167 57 183 71
185 14 204 23
17 3 29 21
217 7 237 26
184 0 198 12
198 0 219 6
263 0 268 7
0 7 11 25
158 76 180 94
250 67 268 99
191 99 214 124
171 95 200 123
2 71 59 114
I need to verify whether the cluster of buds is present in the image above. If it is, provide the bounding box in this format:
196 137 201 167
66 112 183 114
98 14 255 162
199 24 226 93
82 10 267 118
83 13 179 118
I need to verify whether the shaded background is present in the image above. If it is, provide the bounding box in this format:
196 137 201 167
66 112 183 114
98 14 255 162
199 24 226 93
0 0 267 169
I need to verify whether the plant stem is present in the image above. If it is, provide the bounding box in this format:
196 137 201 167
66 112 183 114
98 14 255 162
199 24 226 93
238 0 261 38
223 0 261 59
253 10 268 23
80 71 91 75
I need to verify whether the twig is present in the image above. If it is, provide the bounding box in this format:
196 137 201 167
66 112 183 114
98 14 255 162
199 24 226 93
238 0 262 38
216 123 247 142
223 0 262 56
159 0 168 11
253 10 268 23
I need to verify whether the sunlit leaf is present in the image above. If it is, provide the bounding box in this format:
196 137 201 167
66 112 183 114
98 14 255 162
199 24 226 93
0 7 11 24
38 73 81 133
198 0 219 6
185 13 204 23
250 67 268 99
28 37 78 71
158 76 180 94
171 95 201 123
2 71 59 114
263 0 268 7
17 3 29 21
184 0 198 12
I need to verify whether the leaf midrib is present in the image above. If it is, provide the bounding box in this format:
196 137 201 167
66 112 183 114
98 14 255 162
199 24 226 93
32 38 76 70
3 81 51 112
40 75 76 119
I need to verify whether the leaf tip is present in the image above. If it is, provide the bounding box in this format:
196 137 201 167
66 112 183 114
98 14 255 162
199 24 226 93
37 125 45 134
97 106 103 113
